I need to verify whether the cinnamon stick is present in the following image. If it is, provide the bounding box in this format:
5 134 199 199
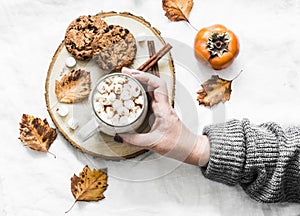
147 41 160 77
137 43 172 72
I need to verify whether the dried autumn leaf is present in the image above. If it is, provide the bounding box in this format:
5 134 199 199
66 165 108 213
55 69 91 103
197 75 233 107
19 114 57 153
162 0 194 22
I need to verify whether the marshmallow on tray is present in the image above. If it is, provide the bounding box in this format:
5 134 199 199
68 117 79 130
56 105 69 117
93 74 144 127
136 33 147 43
65 57 76 68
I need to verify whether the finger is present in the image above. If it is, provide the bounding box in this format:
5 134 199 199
121 67 134 76
122 67 169 108
118 133 154 148
133 73 169 105
122 67 167 95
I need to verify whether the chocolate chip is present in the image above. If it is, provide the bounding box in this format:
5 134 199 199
119 28 123 33
107 62 113 69
109 25 114 30
93 29 98 33
104 27 109 33
125 29 129 34
88 15 91 18
76 18 81 22
88 24 93 29
83 55 89 60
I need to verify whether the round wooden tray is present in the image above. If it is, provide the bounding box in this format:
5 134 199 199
45 11 175 159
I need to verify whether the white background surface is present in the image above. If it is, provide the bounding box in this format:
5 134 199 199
1 0 300 215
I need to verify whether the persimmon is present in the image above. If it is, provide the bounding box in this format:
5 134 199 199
194 24 239 70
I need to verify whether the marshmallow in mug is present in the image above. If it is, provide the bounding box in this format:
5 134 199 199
93 75 144 126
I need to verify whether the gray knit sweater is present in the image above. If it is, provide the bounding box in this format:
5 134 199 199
201 119 300 203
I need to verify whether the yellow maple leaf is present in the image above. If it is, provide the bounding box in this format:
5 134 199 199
66 165 108 213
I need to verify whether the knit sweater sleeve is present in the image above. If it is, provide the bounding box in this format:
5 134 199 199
201 119 300 203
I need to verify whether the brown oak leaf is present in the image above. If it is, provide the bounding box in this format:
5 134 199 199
19 114 57 152
197 75 233 107
66 165 108 213
55 69 91 103
162 0 194 22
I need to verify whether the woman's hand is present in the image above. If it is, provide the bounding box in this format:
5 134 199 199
119 67 210 167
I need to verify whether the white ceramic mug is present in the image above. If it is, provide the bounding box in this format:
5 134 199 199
77 73 148 141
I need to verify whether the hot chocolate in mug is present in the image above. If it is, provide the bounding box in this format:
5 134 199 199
78 73 148 141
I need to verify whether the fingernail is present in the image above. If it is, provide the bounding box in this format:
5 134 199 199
132 71 141 75
114 134 123 143
122 67 130 70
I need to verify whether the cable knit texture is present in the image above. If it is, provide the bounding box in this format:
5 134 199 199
201 119 300 203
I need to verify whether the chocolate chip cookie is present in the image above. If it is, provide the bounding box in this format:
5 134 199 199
92 25 137 71
64 15 108 60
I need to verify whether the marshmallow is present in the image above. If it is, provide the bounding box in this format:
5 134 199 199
105 107 114 118
113 76 126 85
112 100 123 110
129 111 137 120
104 78 112 86
98 112 109 123
107 83 115 92
123 83 131 91
120 90 131 101
114 84 123 94
132 106 142 114
68 117 79 130
112 114 120 125
99 93 111 105
124 100 135 109
108 92 116 102
94 101 104 112
119 116 129 125
97 83 108 94
117 107 129 116
131 86 141 98
136 32 147 42
135 96 144 105
65 57 76 68
56 105 69 117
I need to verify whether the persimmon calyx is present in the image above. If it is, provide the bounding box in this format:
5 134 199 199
207 32 231 58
